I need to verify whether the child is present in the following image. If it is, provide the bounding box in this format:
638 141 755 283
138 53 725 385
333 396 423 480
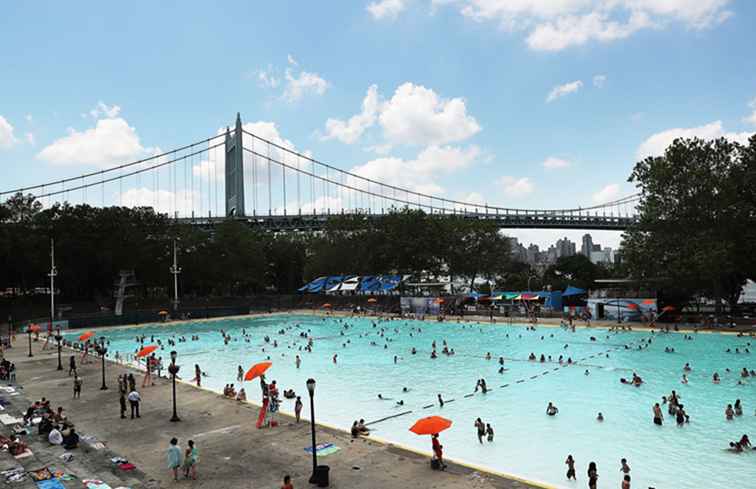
281 474 294 489
620 458 631 474
167 438 182 481
622 474 631 489
565 455 576 480
183 440 198 480
485 423 494 442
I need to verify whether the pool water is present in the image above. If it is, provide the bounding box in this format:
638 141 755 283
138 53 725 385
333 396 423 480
71 314 755 488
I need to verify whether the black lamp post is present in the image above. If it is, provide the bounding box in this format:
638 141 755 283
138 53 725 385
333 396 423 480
306 378 318 484
55 327 63 371
27 329 33 357
98 337 108 390
169 350 181 422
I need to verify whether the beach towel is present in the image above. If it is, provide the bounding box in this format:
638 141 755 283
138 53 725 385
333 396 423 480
37 479 66 489
83 480 112 489
0 414 23 425
28 467 53 481
304 443 340 457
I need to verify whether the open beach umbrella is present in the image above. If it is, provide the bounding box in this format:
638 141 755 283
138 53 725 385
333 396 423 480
27 324 41 333
642 299 655 305
322 303 332 309
158 310 169 315
367 298 377 303
626 303 639 310
433 297 445 304
244 361 272 381
409 416 452 436
136 345 158 358
79 331 95 342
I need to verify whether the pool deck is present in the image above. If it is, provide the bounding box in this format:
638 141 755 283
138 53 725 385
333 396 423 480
5 338 546 489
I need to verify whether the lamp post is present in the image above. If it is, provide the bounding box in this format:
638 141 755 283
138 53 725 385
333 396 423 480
170 239 181 312
27 329 33 357
98 337 108 390
169 350 181 422
306 378 318 484
55 326 63 371
48 238 57 336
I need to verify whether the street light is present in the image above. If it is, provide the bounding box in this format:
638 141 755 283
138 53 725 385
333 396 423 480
306 378 319 484
27 329 33 357
98 337 108 390
55 326 63 371
169 350 181 422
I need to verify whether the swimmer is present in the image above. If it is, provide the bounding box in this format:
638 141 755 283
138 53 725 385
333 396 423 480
725 404 734 420
584 369 590 376
597 412 604 422
681 374 688 384
713 372 721 384
438 394 444 407
683 362 692 371
565 455 576 480
546 402 559 416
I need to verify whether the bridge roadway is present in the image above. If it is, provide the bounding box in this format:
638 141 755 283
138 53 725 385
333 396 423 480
178 210 636 231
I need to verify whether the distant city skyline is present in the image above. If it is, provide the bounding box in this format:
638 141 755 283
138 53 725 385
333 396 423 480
511 232 616 267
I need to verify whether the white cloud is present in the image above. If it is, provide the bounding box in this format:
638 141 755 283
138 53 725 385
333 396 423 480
439 0 733 51
546 80 583 103
321 85 380 144
348 145 480 196
25 132 34 145
257 66 279 89
379 82 481 146
593 74 607 88
25 114 33 122
592 183 620 203
287 54 298 66
636 121 753 159
283 69 329 103
119 187 201 216
0 116 18 149
498 176 534 197
367 0 407 20
89 101 121 119
542 156 570 169
38 116 155 167
744 97 756 126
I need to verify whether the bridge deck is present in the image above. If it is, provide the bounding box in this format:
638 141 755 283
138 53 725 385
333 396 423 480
178 212 635 231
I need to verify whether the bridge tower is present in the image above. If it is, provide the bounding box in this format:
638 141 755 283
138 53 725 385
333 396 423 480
224 112 245 216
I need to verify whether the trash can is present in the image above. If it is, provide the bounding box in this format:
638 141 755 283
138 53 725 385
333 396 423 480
314 464 330 487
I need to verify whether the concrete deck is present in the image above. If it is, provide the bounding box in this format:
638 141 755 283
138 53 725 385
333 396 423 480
5 338 543 489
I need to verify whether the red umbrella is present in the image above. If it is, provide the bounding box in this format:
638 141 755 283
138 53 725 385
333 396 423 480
626 303 639 310
410 416 452 435
322 303 332 309
642 299 655 305
79 331 95 342
27 324 41 333
136 345 158 358
244 361 272 381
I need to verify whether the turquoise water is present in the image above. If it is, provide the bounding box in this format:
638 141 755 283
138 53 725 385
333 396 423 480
70 314 755 488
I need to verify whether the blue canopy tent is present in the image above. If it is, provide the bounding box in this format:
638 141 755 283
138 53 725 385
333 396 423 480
358 276 381 293
378 275 402 292
562 286 586 297
323 276 344 292
298 276 327 293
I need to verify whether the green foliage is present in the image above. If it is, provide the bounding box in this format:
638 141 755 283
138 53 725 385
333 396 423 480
543 254 606 290
622 135 756 310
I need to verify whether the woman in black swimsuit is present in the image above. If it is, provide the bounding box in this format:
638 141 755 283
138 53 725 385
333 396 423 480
587 461 598 489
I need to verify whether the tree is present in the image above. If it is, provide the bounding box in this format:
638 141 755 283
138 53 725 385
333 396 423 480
543 254 602 291
622 136 756 311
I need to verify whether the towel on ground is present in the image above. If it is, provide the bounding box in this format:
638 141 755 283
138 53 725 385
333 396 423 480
37 479 66 489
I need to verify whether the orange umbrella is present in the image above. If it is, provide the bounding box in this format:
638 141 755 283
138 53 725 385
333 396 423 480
642 299 655 305
626 303 639 310
322 303 332 309
136 345 159 358
434 298 445 304
158 310 169 315
79 331 95 342
409 416 452 435
244 361 272 381
367 298 377 304
27 324 41 333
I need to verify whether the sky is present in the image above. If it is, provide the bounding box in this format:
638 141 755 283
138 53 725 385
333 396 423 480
1 0 755 249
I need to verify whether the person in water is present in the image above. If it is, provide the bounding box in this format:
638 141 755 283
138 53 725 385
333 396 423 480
546 402 559 416
587 461 598 489
565 455 576 480
653 403 663 426
474 418 485 443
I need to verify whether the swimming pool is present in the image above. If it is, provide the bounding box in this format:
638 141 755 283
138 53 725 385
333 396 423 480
70 314 755 488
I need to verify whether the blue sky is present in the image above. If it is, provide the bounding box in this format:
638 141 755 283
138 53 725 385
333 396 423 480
1 0 755 248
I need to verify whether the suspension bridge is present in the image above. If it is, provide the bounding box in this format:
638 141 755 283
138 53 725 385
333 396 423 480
0 113 639 231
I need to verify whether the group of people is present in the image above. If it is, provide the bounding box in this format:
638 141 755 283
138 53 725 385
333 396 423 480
22 397 80 451
0 358 16 383
167 437 199 480
473 417 494 443
350 419 370 437
564 458 631 489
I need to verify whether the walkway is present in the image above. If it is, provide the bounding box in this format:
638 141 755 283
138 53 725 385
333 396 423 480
6 339 543 489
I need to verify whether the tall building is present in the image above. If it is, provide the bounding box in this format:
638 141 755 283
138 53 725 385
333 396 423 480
581 234 594 256
555 237 576 258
